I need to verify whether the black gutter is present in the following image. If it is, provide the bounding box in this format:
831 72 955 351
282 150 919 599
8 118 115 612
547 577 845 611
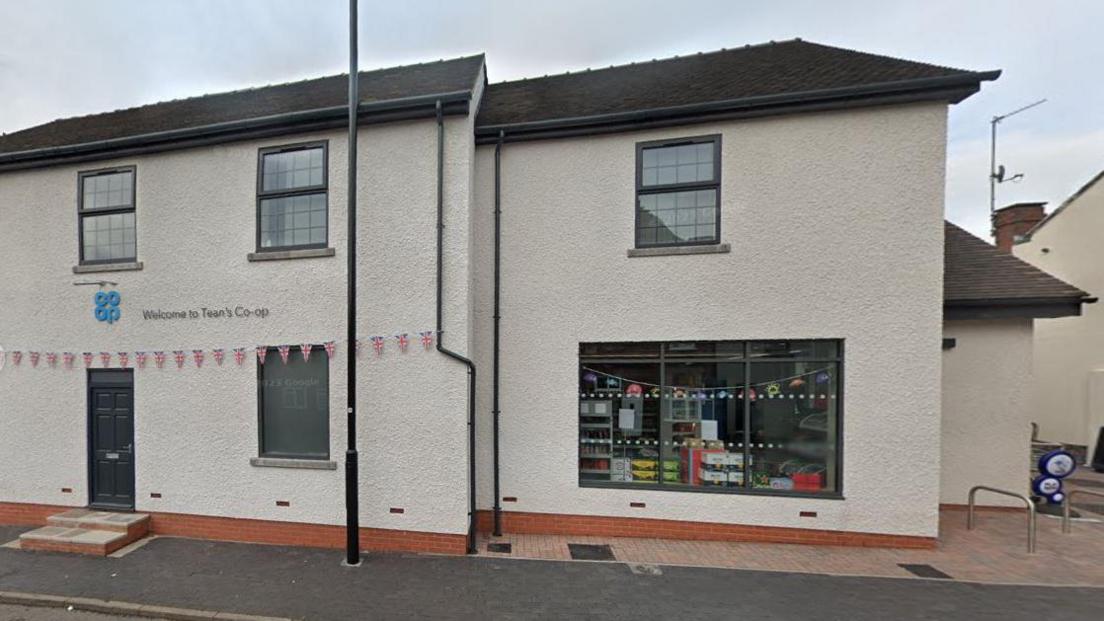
433 99 478 554
944 295 1096 320
0 91 471 172
491 130 503 537
945 295 1097 307
343 0 361 567
474 71 1000 145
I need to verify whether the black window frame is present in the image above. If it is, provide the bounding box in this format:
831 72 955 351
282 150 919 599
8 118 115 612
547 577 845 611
255 140 329 253
256 344 330 460
77 166 138 265
634 135 722 249
578 340 844 499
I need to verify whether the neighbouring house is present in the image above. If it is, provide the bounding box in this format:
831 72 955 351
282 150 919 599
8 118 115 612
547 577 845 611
0 39 1090 556
1004 174 1104 462
942 220 1091 505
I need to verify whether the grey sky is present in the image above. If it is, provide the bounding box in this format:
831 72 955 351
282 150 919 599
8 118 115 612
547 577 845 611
2 0 1101 239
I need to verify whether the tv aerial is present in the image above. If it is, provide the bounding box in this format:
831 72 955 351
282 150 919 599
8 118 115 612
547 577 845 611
989 98 1047 216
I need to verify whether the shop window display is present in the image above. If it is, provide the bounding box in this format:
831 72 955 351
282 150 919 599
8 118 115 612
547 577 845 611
579 341 841 495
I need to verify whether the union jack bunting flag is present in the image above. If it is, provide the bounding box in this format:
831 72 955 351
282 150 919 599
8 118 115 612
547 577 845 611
153 351 166 369
277 345 290 364
371 336 385 357
193 350 205 368
173 350 186 369
11 351 22 366
46 352 58 367
117 352 130 368
353 339 362 357
82 352 93 368
135 352 148 368
212 349 225 366
256 346 268 365
300 344 312 362
420 331 434 350
63 352 75 369
29 351 40 367
233 348 246 366
324 341 336 359
100 352 112 368
395 333 410 353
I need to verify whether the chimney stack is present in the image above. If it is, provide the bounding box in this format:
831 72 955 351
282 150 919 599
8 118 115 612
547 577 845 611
992 202 1046 252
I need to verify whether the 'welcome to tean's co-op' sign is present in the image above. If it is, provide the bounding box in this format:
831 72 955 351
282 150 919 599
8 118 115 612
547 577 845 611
142 306 271 321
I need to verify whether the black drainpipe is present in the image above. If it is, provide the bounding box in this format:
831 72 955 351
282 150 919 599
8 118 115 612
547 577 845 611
434 100 478 554
492 130 504 536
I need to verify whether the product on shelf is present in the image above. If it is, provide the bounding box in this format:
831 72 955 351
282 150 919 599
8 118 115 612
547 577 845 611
702 452 744 466
698 468 727 484
679 447 724 485
769 477 794 490
792 471 823 491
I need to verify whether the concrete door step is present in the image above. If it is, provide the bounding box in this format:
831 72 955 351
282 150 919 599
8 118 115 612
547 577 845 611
47 509 149 534
20 509 150 556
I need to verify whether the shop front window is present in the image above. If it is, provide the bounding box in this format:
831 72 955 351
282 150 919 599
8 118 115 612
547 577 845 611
579 341 841 495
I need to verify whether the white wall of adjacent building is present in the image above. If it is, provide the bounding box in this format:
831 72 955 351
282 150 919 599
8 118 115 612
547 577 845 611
1014 177 1104 457
940 319 1034 507
471 102 950 538
0 84 482 536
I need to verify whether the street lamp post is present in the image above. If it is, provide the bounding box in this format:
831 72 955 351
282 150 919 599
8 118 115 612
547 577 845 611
344 0 361 567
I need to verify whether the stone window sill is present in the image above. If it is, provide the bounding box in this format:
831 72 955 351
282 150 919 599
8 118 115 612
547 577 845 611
627 243 731 258
72 261 144 274
250 457 337 470
248 247 335 262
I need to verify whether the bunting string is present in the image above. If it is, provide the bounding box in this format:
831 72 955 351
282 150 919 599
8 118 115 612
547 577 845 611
0 329 439 371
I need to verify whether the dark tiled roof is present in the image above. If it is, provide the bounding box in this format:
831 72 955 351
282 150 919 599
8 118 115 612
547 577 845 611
478 39 994 129
944 220 1088 304
0 55 485 155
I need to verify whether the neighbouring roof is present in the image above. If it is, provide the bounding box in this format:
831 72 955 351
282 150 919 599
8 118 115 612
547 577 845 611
476 39 999 142
1018 169 1104 242
0 54 485 170
944 221 1092 319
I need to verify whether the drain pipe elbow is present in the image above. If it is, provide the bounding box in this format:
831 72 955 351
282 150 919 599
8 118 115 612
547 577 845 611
433 98 479 555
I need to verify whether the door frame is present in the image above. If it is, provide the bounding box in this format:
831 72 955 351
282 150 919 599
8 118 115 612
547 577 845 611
86 368 136 511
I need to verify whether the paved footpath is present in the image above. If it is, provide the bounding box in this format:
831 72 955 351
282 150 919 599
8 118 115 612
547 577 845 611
1 526 1102 620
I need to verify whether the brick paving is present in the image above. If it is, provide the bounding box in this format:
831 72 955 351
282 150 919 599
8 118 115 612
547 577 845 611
480 473 1104 586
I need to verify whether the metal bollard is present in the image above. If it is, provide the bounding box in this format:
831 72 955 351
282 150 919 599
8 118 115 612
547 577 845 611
968 485 1037 553
1062 489 1104 534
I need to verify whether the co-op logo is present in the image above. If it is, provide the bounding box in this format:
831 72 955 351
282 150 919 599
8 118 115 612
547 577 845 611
94 290 122 324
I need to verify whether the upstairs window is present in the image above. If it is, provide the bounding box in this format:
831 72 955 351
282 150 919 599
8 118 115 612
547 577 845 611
256 142 328 251
635 136 721 248
78 167 136 264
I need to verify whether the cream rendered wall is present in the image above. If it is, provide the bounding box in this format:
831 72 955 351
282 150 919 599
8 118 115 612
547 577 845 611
940 319 1033 507
0 99 479 536
1014 180 1104 453
472 103 949 537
